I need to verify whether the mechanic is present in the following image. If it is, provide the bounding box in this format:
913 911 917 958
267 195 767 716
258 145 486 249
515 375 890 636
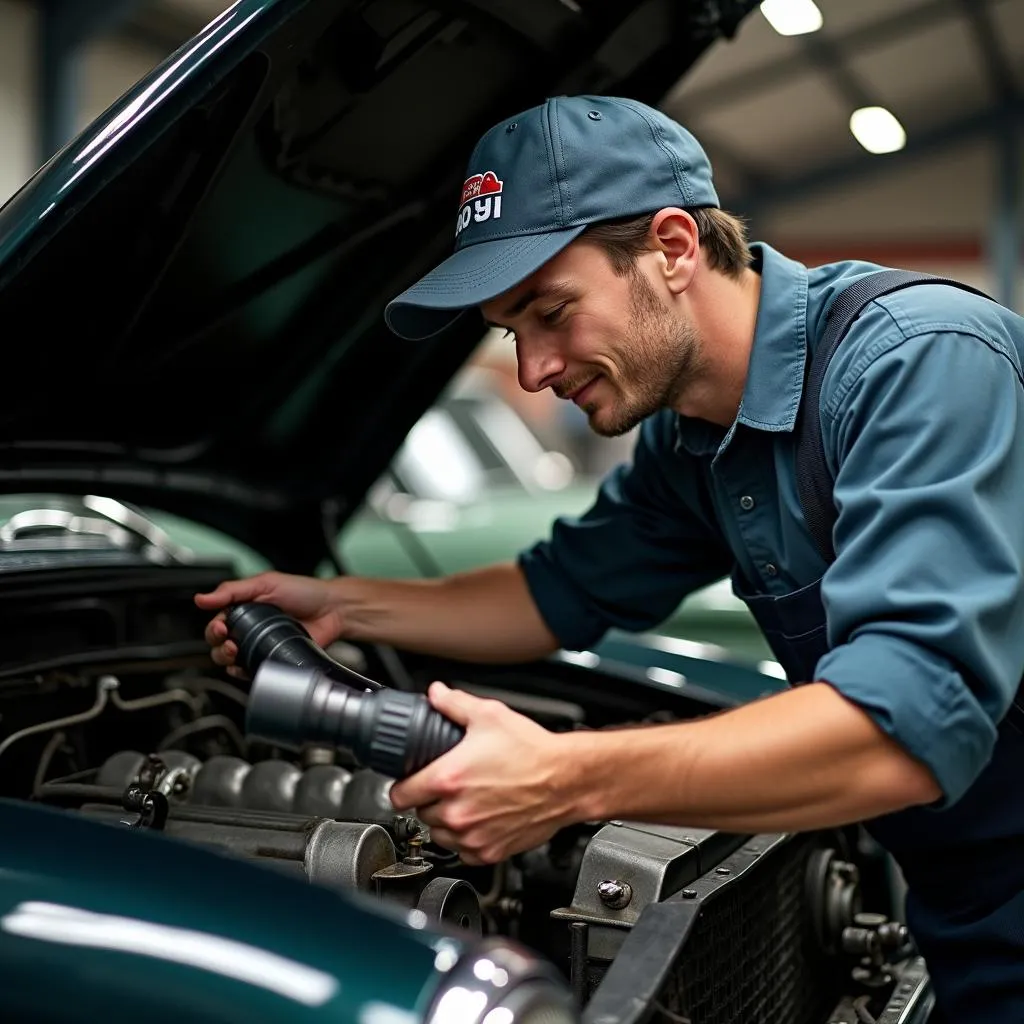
197 95 1024 1019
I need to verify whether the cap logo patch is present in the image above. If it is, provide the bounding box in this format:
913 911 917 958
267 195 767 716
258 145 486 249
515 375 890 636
456 171 503 238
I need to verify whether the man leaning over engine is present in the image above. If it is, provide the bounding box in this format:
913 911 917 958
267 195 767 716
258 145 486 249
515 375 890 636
199 95 1024 1021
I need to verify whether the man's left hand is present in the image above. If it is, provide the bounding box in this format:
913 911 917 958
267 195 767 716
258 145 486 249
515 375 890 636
389 682 578 865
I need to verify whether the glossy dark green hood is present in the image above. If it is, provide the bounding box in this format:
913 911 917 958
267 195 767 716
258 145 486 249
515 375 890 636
0 0 754 572
0 798 452 1023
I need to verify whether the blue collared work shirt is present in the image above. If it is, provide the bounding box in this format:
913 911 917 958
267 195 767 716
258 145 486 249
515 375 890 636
519 241 1024 806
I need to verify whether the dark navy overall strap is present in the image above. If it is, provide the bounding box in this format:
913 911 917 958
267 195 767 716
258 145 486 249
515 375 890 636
795 270 991 564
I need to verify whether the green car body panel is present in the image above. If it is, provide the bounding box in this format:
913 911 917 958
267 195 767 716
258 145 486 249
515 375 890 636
338 484 779 675
0 800 451 1024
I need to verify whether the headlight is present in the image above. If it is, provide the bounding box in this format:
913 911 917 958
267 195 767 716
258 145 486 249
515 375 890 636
425 939 579 1024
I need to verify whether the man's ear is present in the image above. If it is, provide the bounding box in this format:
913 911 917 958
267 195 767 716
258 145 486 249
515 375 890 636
649 208 699 295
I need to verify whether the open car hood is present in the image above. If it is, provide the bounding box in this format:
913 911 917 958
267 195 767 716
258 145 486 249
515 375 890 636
0 0 754 572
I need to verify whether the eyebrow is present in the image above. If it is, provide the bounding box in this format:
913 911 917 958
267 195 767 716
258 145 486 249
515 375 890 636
483 282 576 330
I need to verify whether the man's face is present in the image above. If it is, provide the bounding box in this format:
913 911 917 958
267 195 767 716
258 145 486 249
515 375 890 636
479 239 704 437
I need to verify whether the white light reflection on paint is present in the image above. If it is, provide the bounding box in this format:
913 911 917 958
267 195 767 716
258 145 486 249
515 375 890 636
433 944 460 972
473 958 495 982
1 901 337 1007
406 909 429 930
360 1002 419 1024
645 666 687 688
482 1009 514 1024
429 986 488 1024
558 650 600 669
58 8 262 196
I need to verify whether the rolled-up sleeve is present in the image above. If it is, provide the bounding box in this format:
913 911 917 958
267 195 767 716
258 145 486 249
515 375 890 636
518 412 732 651
816 328 1024 805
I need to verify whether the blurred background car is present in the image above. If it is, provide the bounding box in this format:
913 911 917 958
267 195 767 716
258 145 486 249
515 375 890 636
338 362 781 680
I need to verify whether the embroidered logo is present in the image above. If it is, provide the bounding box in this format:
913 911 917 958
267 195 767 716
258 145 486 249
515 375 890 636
455 171 503 238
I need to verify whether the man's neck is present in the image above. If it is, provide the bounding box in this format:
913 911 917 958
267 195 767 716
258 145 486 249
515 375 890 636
672 265 762 428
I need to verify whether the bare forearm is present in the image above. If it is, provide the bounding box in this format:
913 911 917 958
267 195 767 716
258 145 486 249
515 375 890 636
331 562 560 663
561 683 941 833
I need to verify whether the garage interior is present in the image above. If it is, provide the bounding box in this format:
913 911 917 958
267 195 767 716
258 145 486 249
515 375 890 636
0 5 1021 1024
3 0 1020 309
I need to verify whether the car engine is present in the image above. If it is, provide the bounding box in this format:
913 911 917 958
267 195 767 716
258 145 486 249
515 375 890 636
0 542 935 1024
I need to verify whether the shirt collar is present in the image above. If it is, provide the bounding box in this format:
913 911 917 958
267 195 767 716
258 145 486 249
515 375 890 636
674 242 809 456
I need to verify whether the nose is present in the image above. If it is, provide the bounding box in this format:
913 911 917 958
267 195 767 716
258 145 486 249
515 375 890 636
516 333 566 394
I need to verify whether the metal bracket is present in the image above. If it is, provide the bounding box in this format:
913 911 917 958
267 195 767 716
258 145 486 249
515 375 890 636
551 821 745 930
581 833 789 1024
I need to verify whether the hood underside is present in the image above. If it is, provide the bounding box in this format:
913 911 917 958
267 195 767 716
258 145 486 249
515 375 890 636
0 0 754 571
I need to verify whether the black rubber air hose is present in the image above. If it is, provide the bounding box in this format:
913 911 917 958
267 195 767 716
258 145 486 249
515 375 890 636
225 603 464 779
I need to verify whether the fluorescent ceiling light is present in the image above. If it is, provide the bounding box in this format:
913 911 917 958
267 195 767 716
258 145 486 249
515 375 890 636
849 106 907 154
760 0 823 36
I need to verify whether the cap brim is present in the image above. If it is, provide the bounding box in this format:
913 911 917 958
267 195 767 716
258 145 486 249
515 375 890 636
384 226 587 340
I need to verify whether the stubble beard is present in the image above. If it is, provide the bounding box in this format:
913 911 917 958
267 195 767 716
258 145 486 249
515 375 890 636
582 270 704 438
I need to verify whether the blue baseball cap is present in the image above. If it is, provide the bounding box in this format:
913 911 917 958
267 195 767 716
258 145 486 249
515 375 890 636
384 94 719 340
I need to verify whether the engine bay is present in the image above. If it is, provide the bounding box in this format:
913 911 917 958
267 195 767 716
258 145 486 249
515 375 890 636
0 574 935 1024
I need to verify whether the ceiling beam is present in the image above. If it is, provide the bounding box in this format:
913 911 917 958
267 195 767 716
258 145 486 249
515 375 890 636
725 96 1024 215
954 0 1018 104
794 26 875 112
681 0 962 113
990 111 1022 309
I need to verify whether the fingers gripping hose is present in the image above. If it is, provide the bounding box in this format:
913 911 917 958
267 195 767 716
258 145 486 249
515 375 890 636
225 603 464 779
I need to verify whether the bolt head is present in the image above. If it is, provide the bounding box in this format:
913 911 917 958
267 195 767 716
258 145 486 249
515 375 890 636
597 880 632 908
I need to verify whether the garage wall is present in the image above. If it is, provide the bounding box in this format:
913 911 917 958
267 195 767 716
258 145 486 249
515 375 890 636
0 0 164 207
756 134 1024 304
0 0 38 205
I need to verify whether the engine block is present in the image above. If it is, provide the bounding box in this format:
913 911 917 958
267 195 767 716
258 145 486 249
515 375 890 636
77 749 483 934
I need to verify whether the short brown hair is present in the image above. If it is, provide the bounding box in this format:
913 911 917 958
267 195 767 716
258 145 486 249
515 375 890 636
584 208 751 279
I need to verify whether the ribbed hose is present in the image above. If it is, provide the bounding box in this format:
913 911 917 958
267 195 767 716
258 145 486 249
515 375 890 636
369 690 465 777
227 604 464 779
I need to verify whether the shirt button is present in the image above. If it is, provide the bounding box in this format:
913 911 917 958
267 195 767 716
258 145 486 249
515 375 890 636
739 495 755 511
765 562 778 577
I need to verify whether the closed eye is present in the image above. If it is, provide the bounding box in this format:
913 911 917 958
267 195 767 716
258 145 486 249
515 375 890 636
541 303 567 326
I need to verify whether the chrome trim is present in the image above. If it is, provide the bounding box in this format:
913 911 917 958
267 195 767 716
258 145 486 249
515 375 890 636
880 957 934 1024
894 990 935 1024
83 495 194 563
0 509 133 549
0 497 195 563
424 939 577 1024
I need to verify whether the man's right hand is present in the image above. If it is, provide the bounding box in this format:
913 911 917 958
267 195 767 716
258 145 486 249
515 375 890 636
194 572 344 677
